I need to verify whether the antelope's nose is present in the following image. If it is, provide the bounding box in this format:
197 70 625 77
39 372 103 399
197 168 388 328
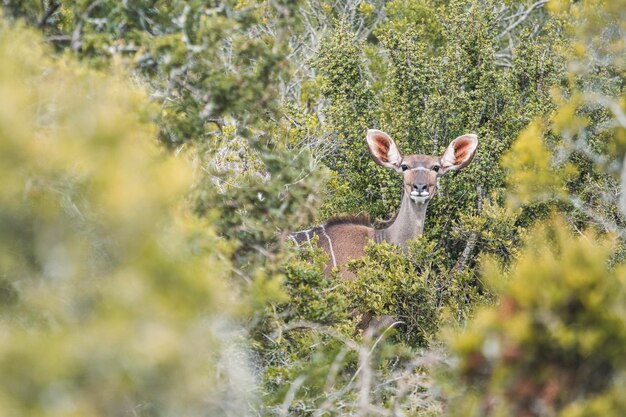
413 183 428 194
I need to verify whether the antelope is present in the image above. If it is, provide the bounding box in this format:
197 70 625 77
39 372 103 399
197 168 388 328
291 129 478 279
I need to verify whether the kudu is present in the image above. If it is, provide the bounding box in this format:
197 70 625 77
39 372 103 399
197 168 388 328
291 129 479 279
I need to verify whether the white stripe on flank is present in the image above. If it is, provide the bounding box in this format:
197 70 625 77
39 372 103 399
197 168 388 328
289 235 298 245
320 225 337 268
304 229 313 249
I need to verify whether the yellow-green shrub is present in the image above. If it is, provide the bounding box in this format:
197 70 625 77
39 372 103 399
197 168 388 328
446 219 626 417
0 22 253 417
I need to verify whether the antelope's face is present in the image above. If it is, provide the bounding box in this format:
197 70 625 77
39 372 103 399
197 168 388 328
366 129 478 204
398 155 443 203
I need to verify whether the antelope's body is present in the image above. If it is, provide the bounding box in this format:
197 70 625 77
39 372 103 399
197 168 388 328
290 217 374 276
291 129 478 281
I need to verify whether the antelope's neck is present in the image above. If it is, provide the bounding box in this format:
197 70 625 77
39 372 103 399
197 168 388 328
379 194 428 249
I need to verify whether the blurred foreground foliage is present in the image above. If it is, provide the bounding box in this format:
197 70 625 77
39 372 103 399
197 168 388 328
1 0 626 416
447 219 626 417
0 22 255 417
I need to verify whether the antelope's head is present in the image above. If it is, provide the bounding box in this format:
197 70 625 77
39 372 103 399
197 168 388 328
366 129 478 204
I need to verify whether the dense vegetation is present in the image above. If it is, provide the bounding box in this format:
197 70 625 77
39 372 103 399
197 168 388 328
0 0 624 416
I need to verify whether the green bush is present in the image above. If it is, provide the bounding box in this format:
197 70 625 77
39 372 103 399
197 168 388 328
346 240 444 347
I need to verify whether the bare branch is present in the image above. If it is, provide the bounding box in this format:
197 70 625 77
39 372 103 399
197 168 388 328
278 375 306 417
497 0 548 40
38 1 61 28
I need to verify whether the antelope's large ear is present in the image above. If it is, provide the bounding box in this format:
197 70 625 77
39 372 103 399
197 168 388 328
440 134 478 173
366 129 403 172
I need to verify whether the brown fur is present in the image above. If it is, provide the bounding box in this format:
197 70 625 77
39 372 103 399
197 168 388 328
325 213 395 230
323 214 372 228
321 223 373 278
289 219 374 278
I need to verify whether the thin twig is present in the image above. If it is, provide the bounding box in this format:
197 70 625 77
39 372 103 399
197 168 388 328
496 0 548 40
278 375 306 417
38 1 61 28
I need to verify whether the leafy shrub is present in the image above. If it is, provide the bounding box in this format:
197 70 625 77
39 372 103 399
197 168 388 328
346 240 443 347
446 219 626 417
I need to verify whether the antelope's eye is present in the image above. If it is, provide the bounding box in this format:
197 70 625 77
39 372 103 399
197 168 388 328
432 165 440 172
400 164 409 171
